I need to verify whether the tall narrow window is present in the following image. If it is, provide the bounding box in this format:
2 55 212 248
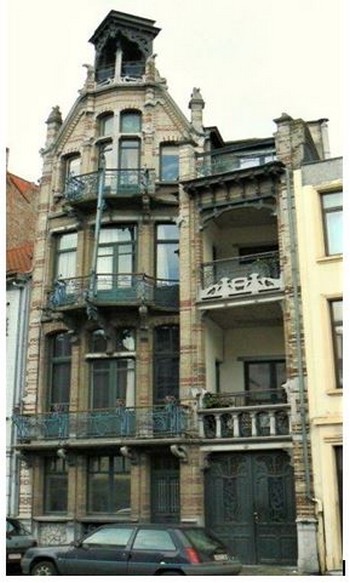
154 326 179 403
321 190 343 255
156 224 179 282
330 299 343 388
48 332 71 410
44 457 68 514
89 328 135 409
96 226 136 290
55 232 77 281
160 145 179 182
87 455 131 514
119 139 141 191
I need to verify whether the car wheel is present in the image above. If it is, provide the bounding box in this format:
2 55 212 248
31 560 57 575
159 571 184 575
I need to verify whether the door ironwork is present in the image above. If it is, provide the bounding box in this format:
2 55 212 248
205 450 297 564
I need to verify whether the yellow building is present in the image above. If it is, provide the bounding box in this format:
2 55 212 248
294 158 343 574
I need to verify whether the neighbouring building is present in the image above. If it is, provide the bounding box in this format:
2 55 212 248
294 158 343 574
6 158 38 515
12 10 342 574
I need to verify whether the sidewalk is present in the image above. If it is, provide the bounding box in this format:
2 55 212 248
240 565 307 576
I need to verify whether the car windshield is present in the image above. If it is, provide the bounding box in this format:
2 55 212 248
184 528 227 560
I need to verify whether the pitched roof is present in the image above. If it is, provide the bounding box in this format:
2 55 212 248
7 172 38 203
6 243 34 275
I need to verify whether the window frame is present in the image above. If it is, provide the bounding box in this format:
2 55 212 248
329 299 343 388
156 224 179 283
153 325 180 403
87 455 131 515
321 189 343 256
44 457 68 515
160 144 179 182
120 111 142 134
47 332 72 411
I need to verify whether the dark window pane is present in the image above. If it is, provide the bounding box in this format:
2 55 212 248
87 456 131 514
44 458 68 514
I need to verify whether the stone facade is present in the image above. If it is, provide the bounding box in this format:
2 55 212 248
13 10 339 574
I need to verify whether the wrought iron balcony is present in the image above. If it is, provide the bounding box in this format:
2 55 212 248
13 404 193 442
64 169 155 203
48 274 179 310
200 251 283 301
198 389 291 440
195 149 278 178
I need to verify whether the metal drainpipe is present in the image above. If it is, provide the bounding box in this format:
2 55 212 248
285 168 312 500
89 157 106 297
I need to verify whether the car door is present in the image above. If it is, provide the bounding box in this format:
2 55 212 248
127 527 180 575
58 525 135 575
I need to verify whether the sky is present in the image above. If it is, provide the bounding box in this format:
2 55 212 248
4 0 345 183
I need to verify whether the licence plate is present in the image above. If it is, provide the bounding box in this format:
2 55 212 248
8 553 22 560
214 553 228 561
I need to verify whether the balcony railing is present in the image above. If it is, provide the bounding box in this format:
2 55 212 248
195 150 278 178
200 251 283 301
48 274 179 310
64 169 155 203
96 61 145 84
198 389 290 440
13 404 193 442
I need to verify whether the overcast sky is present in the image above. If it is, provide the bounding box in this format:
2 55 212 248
5 0 344 183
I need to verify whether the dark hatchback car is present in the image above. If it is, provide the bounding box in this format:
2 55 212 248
6 517 37 571
21 523 241 576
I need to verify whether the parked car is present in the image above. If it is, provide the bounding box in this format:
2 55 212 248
6 517 37 571
21 523 241 576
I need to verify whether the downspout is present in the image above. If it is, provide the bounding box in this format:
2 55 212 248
89 157 106 298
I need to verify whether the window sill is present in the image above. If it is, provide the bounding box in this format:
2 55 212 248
316 254 342 264
326 389 343 396
33 515 74 522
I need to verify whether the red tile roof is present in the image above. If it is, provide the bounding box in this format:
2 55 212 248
7 172 38 203
6 243 34 275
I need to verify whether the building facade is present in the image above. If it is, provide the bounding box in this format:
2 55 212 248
294 158 343 573
6 162 38 515
13 11 341 573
